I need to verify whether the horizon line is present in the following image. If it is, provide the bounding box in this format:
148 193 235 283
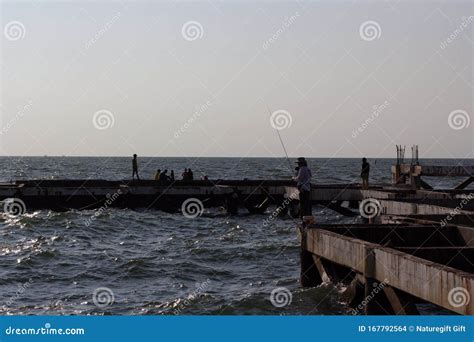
0 155 472 160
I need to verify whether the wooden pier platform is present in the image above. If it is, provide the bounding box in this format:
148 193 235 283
1 175 472 219
0 178 364 214
298 223 473 315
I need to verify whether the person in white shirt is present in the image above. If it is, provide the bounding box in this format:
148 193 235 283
293 157 312 217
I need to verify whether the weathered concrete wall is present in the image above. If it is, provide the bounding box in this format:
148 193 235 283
395 164 474 177
378 199 472 216
375 248 473 315
305 228 474 315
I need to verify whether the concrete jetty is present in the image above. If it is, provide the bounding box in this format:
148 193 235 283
294 156 473 315
298 223 473 315
1 157 472 315
0 178 371 215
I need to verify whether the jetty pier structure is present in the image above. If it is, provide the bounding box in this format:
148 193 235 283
0 149 472 315
0 177 386 216
1 177 471 219
0 179 307 215
290 147 473 315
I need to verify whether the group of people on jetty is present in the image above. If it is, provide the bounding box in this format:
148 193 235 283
132 154 371 218
131 154 208 181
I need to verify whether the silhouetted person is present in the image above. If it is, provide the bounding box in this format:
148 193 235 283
132 154 140 180
161 169 169 182
154 169 161 181
182 168 188 180
361 157 370 189
188 168 194 180
170 170 175 181
293 157 312 218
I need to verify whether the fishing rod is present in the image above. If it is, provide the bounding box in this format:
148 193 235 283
266 105 294 174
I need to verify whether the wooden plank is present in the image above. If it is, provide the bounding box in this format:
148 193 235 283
383 286 419 315
374 248 473 315
305 228 474 315
312 255 331 283
378 199 473 216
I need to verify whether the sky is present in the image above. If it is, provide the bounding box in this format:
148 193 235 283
1 0 473 158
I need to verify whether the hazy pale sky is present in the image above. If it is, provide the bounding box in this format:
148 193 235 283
1 0 473 158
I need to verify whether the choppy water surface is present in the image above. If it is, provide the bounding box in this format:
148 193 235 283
0 157 471 315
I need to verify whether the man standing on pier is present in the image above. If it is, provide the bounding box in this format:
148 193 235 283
294 157 312 218
132 154 140 180
361 157 370 189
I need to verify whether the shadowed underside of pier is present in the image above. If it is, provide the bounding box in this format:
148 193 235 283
299 223 474 315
